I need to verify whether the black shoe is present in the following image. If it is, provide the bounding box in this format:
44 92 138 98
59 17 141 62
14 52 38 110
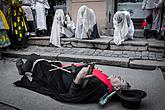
16 58 24 75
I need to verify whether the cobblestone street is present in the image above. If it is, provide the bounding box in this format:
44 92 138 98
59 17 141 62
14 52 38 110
0 58 165 110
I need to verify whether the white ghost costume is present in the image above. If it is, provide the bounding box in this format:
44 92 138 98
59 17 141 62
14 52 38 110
113 11 134 45
31 0 50 30
50 9 75 47
75 5 99 39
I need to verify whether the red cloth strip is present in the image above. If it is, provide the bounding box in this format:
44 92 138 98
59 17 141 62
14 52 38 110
92 69 113 92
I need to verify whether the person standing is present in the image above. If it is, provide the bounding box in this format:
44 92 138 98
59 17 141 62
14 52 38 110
8 0 28 50
0 10 10 48
21 0 35 36
31 0 50 36
0 7 11 59
142 0 164 39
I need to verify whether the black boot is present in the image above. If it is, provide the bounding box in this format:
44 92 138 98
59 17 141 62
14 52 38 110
36 30 41 36
144 29 150 39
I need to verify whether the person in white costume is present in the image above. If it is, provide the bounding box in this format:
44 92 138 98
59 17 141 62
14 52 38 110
113 11 134 45
21 0 35 36
75 5 100 39
50 9 75 47
31 0 50 36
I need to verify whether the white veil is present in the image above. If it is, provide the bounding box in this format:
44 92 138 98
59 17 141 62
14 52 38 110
113 11 134 45
75 5 96 39
50 9 64 47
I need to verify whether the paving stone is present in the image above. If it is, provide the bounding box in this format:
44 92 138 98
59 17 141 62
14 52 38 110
148 39 165 48
122 38 148 46
148 54 156 60
113 51 123 55
149 52 156 55
104 53 113 57
57 54 129 67
102 50 113 57
142 51 149 56
142 56 148 60
61 41 71 45
28 37 164 54
121 54 129 58
28 36 50 40
110 45 147 51
110 38 148 46
156 53 164 56
95 49 104 53
148 47 165 53
134 55 141 59
65 44 73 48
0 103 17 110
127 51 136 57
28 39 50 46
93 52 100 56
135 52 142 59
130 60 165 70
71 42 94 48
2 45 165 70
94 43 109 49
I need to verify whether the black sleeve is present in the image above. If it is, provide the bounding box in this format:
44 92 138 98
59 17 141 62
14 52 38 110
69 81 82 95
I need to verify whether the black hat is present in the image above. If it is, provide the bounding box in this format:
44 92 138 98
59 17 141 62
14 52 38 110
117 89 147 109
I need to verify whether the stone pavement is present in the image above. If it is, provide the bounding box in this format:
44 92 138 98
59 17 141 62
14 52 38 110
0 102 18 110
28 36 165 53
2 45 165 70
0 58 165 110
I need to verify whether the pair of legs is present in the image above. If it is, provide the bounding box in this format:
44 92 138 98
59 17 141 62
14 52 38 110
16 54 41 75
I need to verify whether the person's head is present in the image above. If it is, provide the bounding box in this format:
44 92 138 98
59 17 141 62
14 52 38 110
108 75 131 91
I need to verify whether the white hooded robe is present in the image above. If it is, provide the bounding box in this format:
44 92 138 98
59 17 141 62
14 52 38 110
75 5 97 39
113 11 134 45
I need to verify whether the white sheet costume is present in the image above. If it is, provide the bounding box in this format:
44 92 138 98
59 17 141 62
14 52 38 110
31 0 50 30
113 11 134 45
50 9 75 47
75 5 100 39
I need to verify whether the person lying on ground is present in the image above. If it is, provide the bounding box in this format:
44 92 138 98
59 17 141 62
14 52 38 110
14 53 131 105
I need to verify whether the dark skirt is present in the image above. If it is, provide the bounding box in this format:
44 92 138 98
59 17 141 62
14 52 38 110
9 7 28 49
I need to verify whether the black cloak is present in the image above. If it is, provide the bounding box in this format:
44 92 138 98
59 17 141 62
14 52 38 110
14 60 109 103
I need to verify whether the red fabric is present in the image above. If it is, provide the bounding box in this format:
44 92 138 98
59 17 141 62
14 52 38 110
92 69 113 92
63 63 113 92
141 20 148 28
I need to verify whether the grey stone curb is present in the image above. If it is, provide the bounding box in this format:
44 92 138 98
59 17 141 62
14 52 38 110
2 51 165 70
129 60 165 70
